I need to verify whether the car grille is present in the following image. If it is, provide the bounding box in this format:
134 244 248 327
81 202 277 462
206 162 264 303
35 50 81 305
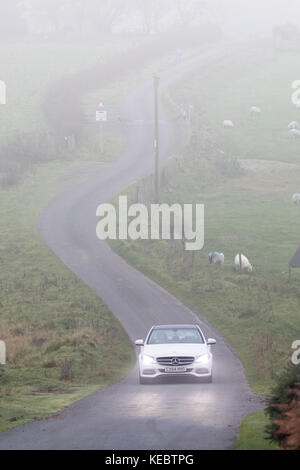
156 356 195 366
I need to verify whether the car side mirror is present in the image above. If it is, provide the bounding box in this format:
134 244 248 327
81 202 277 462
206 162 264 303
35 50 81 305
207 338 216 346
135 339 144 347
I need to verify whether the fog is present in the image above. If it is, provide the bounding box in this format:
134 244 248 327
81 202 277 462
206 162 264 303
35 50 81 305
1 1 300 41
1 0 300 452
211 0 300 38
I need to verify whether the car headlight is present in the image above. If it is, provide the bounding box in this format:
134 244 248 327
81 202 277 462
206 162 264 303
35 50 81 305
195 353 210 364
141 354 156 365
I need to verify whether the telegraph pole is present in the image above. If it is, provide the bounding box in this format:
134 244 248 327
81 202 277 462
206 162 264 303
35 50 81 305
96 102 107 154
154 75 160 203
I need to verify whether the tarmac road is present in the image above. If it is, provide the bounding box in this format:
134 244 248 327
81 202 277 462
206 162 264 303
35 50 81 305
0 45 264 450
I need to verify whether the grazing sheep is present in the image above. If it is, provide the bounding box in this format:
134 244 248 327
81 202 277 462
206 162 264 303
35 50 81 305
292 193 300 204
209 252 225 265
289 128 300 138
250 106 261 117
288 121 299 130
272 23 300 45
235 254 253 273
223 120 234 128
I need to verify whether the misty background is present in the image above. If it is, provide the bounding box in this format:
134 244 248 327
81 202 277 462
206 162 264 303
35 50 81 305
1 0 300 40
0 0 300 450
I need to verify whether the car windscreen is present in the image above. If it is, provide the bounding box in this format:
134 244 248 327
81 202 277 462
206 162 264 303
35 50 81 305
147 328 204 345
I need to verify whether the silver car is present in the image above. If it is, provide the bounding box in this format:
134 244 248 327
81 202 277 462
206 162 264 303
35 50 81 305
135 324 216 384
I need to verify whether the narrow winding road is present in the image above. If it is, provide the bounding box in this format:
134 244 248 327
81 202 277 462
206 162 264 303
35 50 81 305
0 46 264 450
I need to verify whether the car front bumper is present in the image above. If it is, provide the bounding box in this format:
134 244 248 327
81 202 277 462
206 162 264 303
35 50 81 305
139 359 212 379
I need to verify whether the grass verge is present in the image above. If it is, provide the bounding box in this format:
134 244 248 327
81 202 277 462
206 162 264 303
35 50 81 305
236 412 279 450
0 157 136 433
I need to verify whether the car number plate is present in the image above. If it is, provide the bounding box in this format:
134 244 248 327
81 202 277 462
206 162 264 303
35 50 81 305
165 366 187 373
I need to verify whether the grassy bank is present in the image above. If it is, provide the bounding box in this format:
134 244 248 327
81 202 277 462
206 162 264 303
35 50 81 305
236 412 279 450
110 44 300 396
0 157 137 433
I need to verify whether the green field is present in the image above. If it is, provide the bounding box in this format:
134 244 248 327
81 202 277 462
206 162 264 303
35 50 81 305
176 44 300 164
0 157 137 433
110 44 300 396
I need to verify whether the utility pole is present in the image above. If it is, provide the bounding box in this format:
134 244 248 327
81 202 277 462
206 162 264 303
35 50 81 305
96 102 107 154
154 75 160 204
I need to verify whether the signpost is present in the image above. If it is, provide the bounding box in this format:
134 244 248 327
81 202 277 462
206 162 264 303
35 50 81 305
96 102 107 153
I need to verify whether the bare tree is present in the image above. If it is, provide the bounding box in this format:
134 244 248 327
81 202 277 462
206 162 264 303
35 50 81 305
82 0 126 34
175 0 206 28
136 0 169 34
21 0 128 36
21 0 68 35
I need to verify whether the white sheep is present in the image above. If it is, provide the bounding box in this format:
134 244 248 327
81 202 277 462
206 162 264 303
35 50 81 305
250 106 261 117
223 120 234 128
288 129 300 139
292 193 300 204
235 254 253 273
288 121 299 130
